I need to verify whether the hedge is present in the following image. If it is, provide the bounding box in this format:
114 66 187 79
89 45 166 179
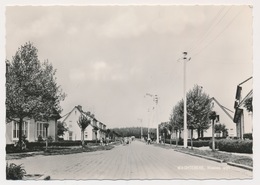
209 139 252 154
196 137 226 141
243 133 253 140
6 140 101 153
163 139 209 147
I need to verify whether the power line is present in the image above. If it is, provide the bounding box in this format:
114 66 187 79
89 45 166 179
187 6 226 53
190 6 232 55
191 6 245 58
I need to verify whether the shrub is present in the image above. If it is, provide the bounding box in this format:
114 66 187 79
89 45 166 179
164 138 183 145
243 133 253 140
209 139 221 150
197 137 226 141
163 139 209 147
209 139 252 154
6 163 26 180
38 135 44 142
47 136 53 143
6 140 102 153
189 140 209 147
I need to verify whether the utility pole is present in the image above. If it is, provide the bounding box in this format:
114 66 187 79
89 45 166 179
182 52 190 148
209 111 219 151
154 95 159 143
145 93 160 143
138 118 143 139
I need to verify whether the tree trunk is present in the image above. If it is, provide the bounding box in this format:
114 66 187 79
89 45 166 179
201 130 204 138
191 128 193 150
18 117 23 151
82 130 85 148
170 133 172 146
176 130 178 147
197 128 200 138
45 126 48 151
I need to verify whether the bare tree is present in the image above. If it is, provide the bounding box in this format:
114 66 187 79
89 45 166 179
77 115 91 148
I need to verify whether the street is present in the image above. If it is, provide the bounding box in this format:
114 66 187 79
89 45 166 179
7 140 252 180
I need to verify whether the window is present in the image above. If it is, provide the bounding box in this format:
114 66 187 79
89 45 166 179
13 121 28 139
37 122 48 138
69 131 73 140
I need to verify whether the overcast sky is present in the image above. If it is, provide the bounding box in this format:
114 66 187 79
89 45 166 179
5 5 253 128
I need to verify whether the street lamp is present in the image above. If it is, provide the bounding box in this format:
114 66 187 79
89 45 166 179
145 93 159 143
182 52 191 148
209 111 219 151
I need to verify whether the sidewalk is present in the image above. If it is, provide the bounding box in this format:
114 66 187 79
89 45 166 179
193 146 252 158
155 142 252 158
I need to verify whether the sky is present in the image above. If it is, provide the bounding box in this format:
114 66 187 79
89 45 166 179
5 5 253 129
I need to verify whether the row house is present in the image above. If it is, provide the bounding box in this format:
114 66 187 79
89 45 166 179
59 105 107 141
6 111 61 144
162 97 235 140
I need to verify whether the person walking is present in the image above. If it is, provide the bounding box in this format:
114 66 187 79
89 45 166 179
147 137 151 145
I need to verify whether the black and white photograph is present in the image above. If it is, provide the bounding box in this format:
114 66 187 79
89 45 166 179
2 0 259 182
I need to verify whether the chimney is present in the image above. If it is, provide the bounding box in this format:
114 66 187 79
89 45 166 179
77 105 82 112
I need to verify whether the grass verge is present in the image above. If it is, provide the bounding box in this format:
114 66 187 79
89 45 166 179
154 143 253 167
6 144 115 160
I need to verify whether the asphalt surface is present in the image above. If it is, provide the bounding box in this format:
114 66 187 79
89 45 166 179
7 140 252 180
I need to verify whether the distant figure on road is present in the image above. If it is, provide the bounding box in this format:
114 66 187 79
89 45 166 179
106 137 109 145
123 137 129 145
147 137 151 145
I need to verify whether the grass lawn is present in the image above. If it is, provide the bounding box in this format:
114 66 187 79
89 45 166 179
154 143 253 167
6 144 116 160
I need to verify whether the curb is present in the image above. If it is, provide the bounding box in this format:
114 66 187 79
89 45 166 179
174 150 224 163
227 162 253 171
38 175 51 180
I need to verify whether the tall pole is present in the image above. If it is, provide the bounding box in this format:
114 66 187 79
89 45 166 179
147 108 150 139
155 95 159 143
183 52 188 148
212 119 215 151
138 118 143 139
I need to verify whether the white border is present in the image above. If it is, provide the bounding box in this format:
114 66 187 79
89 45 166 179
1 1 259 185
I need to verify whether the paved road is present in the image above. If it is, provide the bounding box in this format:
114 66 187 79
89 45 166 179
7 140 252 180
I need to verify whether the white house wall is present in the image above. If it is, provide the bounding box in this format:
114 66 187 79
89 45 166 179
207 101 236 137
85 125 94 141
62 107 98 141
242 108 253 134
6 117 57 144
63 108 82 141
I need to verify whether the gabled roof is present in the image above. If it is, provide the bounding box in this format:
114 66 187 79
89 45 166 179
59 105 107 131
210 97 234 121
238 89 253 107
233 89 253 123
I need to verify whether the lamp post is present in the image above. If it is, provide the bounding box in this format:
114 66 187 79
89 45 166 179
209 111 219 151
182 52 190 148
145 93 159 143
138 119 143 140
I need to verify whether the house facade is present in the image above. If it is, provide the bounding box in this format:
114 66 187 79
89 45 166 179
164 97 236 140
60 105 107 141
6 115 60 144
202 97 236 138
233 89 253 139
